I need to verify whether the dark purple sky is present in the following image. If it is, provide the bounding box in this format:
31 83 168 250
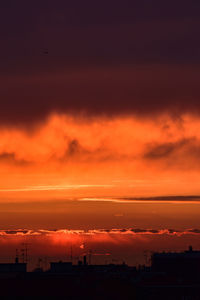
1 0 200 125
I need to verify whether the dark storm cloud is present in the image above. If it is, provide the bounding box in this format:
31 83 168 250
1 0 200 124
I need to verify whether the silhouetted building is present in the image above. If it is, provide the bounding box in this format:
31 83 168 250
151 246 200 276
83 255 87 266
50 261 72 273
0 263 26 273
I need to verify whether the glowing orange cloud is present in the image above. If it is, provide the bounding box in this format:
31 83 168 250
1 113 200 200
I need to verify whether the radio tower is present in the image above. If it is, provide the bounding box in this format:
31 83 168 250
70 246 73 262
21 242 31 263
88 250 92 265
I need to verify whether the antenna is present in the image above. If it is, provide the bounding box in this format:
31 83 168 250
88 249 92 265
44 257 48 270
21 248 25 263
144 250 152 265
21 242 31 263
15 249 19 263
144 251 148 265
70 246 73 262
37 258 42 269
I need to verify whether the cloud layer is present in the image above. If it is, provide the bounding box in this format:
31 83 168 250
0 113 200 197
0 1 200 125
1 66 200 125
1 228 200 236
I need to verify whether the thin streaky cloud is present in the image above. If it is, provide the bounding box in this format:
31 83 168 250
79 197 200 204
0 184 115 193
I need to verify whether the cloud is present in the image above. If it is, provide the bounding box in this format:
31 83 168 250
143 137 200 169
1 114 200 197
121 196 200 202
0 228 200 237
4 230 29 235
0 152 30 166
188 229 200 234
0 225 200 266
0 1 200 125
144 139 193 159
144 141 182 159
1 66 200 126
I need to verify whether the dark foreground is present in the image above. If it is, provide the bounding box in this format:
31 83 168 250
1 269 200 300
2 246 200 299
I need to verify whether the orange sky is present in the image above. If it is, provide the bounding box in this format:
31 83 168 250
0 112 200 264
1 0 200 268
1 112 200 199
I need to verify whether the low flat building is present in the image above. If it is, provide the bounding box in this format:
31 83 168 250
50 262 73 273
0 263 27 273
151 246 200 276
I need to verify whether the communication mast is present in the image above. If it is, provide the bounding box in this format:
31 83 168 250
15 249 19 263
21 242 31 263
88 249 92 265
70 246 73 262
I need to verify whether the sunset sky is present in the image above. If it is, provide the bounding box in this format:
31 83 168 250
1 1 200 268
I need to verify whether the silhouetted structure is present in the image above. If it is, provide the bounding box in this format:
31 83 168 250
151 245 200 277
0 263 26 273
83 255 87 266
0 247 200 299
50 261 72 273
